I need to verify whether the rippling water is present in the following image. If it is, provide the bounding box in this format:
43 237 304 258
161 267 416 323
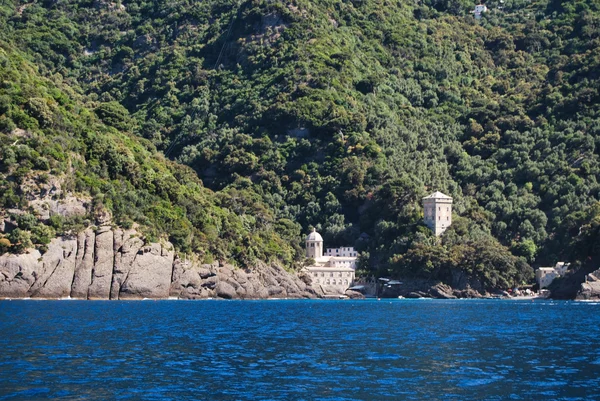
1 299 599 400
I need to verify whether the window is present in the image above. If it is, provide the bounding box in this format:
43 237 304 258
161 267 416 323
438 216 440 220
310 243 314 248
438 207 440 211
447 216 449 220
330 273 333 277
447 207 449 211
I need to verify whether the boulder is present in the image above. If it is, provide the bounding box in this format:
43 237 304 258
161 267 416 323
215 281 237 299
576 272 600 300
0 250 41 297
345 290 365 299
429 283 457 299
267 285 285 297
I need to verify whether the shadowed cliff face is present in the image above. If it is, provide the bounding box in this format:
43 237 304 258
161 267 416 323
0 226 322 300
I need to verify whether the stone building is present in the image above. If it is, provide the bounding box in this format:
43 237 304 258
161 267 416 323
473 4 488 19
536 262 570 289
326 247 358 258
302 228 357 294
423 191 453 236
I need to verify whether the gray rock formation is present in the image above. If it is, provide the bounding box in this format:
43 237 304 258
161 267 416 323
30 237 77 298
576 269 600 300
0 227 321 300
87 226 114 300
429 283 457 299
0 250 41 297
71 229 95 298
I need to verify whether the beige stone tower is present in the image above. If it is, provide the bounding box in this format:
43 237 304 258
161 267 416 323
305 228 323 259
423 191 453 236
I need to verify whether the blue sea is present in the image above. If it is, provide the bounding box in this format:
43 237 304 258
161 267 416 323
1 299 600 400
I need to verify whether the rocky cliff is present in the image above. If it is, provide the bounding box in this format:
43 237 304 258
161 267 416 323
0 226 322 300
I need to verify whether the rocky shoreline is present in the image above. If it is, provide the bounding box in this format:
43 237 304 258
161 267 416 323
6 224 591 301
0 225 329 300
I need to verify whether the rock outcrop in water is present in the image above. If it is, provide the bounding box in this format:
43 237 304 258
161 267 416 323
0 226 322 300
576 269 600 300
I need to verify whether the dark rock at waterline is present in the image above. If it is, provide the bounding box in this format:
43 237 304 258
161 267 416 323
405 291 428 299
345 290 365 299
428 283 456 299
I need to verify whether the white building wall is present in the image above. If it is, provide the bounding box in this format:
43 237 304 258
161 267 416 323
306 240 323 259
536 268 559 289
308 269 355 293
423 197 452 236
330 258 357 269
326 247 358 257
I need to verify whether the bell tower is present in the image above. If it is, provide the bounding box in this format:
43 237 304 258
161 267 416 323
305 228 323 259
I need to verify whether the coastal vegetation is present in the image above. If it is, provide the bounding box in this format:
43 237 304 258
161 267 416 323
0 0 599 290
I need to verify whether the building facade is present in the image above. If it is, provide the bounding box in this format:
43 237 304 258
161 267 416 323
326 247 357 257
536 262 570 289
304 266 355 290
423 191 453 236
473 4 488 19
302 229 358 294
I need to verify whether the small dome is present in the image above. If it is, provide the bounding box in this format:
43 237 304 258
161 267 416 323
306 228 323 242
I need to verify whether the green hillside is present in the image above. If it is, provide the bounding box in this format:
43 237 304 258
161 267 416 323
1 0 600 289
0 44 301 266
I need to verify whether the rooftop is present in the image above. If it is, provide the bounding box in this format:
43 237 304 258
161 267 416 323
303 266 356 272
423 191 452 200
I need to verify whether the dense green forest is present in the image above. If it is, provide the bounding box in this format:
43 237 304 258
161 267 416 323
1 0 599 289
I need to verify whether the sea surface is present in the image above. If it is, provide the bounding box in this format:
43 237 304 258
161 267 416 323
1 299 600 401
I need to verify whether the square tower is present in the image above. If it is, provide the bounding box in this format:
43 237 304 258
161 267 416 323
423 191 453 236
